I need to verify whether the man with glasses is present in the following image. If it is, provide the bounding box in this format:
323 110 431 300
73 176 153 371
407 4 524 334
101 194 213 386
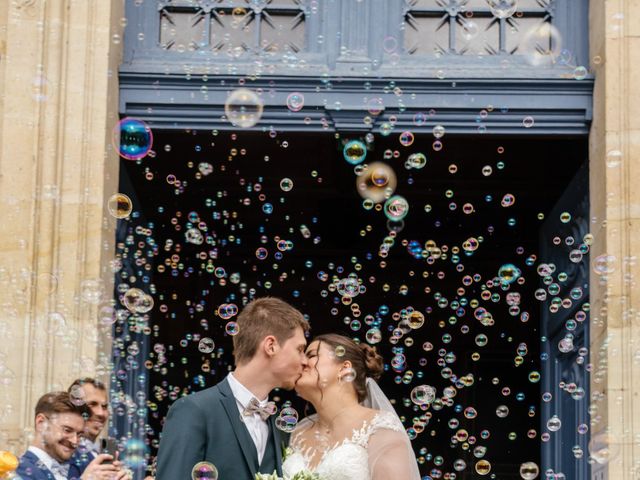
67 378 109 465
17 391 128 480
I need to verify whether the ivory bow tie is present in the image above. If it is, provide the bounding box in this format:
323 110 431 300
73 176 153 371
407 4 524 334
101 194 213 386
243 397 277 421
50 461 70 478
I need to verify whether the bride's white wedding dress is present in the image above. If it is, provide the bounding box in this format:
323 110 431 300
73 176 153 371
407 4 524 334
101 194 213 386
282 411 421 480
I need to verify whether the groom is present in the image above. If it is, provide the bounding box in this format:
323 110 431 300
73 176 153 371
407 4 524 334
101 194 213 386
156 297 310 479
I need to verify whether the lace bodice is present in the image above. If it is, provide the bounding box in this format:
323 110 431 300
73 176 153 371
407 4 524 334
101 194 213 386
282 411 408 480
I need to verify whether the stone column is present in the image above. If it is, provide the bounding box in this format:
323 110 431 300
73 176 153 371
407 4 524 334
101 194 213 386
0 0 122 451
589 0 640 478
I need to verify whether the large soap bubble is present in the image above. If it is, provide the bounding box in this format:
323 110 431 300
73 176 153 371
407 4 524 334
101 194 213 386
224 88 263 128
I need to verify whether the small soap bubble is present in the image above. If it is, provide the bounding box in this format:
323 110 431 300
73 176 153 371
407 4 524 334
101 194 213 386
487 0 517 18
198 337 215 354
191 461 218 480
341 367 357 382
286 92 305 112
343 140 368 164
107 193 133 219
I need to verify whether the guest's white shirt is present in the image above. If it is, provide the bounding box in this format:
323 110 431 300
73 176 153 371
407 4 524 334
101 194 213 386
227 372 270 464
79 436 100 458
27 446 68 480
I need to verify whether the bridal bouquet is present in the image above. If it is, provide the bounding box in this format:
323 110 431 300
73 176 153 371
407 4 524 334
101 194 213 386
255 471 322 480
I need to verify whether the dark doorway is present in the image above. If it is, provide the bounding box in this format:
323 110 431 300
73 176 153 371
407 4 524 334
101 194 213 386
112 129 587 479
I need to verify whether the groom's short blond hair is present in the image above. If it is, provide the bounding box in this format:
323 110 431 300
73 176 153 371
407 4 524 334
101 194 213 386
233 297 310 364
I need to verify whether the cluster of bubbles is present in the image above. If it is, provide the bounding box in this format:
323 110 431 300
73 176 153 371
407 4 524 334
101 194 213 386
94 22 602 475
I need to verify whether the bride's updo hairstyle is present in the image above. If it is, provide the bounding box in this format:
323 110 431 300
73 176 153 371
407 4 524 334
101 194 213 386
314 333 384 403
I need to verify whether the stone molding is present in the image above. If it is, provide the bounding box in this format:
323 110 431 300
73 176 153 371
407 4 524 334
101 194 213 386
0 0 122 450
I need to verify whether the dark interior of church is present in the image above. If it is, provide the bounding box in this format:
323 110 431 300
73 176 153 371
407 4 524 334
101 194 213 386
115 129 588 478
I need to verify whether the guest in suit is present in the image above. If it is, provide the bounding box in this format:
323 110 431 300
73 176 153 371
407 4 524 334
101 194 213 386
67 378 109 472
156 297 310 480
16 391 126 480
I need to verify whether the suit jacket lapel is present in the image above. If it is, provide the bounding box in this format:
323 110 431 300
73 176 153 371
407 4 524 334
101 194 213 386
218 378 259 475
23 451 56 480
269 415 284 477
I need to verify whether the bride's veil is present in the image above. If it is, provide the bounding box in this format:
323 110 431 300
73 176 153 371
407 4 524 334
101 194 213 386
362 378 422 479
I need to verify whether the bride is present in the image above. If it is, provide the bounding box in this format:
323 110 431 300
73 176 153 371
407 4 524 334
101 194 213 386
283 334 421 480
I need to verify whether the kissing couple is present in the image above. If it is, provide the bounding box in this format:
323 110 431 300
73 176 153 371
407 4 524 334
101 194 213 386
155 297 421 480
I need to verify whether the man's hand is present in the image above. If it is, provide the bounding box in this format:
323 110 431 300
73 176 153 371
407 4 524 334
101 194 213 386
111 458 133 480
80 454 122 480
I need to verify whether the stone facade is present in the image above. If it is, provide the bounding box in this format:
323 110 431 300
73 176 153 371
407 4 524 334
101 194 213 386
588 0 640 477
0 0 123 451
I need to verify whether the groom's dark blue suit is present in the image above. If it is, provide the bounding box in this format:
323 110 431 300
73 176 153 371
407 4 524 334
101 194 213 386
156 378 285 480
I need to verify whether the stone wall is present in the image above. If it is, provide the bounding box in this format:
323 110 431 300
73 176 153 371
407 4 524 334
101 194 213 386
589 0 640 477
0 0 122 450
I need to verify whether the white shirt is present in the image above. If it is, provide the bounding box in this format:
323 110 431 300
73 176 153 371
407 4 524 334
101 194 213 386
227 372 270 464
79 436 100 458
27 446 68 480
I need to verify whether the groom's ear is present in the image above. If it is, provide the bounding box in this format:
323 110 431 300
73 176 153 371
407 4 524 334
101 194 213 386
263 335 278 356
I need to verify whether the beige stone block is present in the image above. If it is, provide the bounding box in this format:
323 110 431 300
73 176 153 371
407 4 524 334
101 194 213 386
629 0 640 37
628 40 640 130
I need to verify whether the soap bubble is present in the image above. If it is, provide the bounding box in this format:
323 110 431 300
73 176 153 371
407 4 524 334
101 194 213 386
498 263 521 284
286 92 305 112
122 438 147 469
501 194 516 207
198 337 215 354
399 131 415 147
487 0 518 19
224 88 263 128
453 459 467 471
462 20 479 41
521 23 563 66
185 228 204 245
365 328 382 344
343 140 368 164
225 321 239 335
519 461 539 479
408 311 425 329
407 152 427 169
275 406 299 433
589 433 620 464
496 405 510 418
341 367 357 382
593 254 616 275
123 288 154 314
475 459 491 475
410 385 436 405
107 193 133 218
573 66 588 80
384 195 409 222
356 162 397 203
432 125 445 139
547 415 562 431
113 118 153 160
191 461 218 480
280 178 294 192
